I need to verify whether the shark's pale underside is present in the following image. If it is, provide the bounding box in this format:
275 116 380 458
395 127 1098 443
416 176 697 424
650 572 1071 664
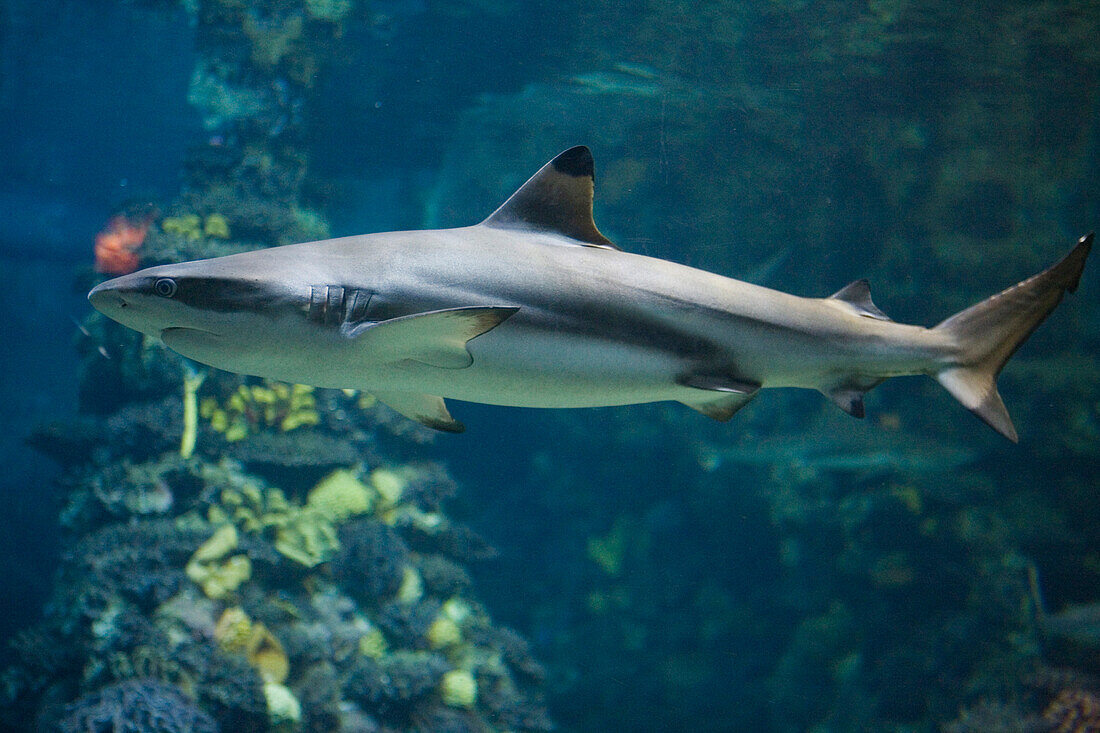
89 146 1092 439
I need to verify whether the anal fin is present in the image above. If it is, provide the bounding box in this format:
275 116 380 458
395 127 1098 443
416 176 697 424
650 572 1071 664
820 378 885 419
823 387 867 418
373 391 465 433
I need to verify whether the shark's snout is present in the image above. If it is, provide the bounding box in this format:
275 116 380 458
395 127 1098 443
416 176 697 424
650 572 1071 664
88 281 127 313
87 273 163 336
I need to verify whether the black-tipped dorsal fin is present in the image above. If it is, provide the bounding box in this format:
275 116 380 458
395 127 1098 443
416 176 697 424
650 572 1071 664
480 146 619 250
829 279 891 321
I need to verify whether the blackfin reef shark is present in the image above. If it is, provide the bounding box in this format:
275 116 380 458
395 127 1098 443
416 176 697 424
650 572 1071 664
89 146 1092 439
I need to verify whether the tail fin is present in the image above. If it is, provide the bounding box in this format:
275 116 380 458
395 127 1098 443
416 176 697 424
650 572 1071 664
932 233 1092 442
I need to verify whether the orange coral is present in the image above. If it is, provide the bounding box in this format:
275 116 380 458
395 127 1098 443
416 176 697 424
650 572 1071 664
94 214 151 275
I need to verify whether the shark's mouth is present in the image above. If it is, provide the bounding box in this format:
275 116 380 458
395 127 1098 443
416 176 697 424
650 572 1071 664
161 326 220 340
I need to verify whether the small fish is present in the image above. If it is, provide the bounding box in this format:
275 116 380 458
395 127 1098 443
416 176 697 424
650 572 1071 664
88 147 1091 438
569 71 665 97
70 315 111 360
613 62 660 80
697 426 978 478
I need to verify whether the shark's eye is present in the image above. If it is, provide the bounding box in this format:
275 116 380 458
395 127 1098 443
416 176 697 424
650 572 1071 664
154 278 177 298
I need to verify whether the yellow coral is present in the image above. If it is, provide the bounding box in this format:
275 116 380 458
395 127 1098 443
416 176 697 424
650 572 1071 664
265 487 291 514
280 409 319 433
214 607 290 684
249 624 289 684
440 669 477 708
192 524 238 563
201 380 318 442
427 616 462 650
220 487 244 508
273 509 340 567
358 629 387 659
205 404 228 432
307 469 374 522
396 566 423 605
224 422 248 443
371 468 406 509
222 485 293 534
263 681 301 727
203 213 230 239
214 606 254 653
422 603 473 657
209 555 251 599
162 214 202 240
188 554 251 600
441 598 472 624
186 525 251 599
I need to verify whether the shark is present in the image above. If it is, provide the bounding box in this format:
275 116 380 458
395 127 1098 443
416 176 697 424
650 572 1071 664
89 146 1092 439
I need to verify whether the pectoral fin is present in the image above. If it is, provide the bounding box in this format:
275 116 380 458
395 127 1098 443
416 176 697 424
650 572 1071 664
680 391 759 421
373 391 465 433
343 306 519 368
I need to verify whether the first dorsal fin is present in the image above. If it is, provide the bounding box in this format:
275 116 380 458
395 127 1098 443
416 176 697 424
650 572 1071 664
829 279 891 321
480 146 619 250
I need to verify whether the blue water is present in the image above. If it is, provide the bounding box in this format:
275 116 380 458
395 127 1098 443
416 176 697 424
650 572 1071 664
2 1 1099 731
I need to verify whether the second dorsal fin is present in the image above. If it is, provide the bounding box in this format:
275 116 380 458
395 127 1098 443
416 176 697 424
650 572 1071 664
829 279 891 321
480 146 618 250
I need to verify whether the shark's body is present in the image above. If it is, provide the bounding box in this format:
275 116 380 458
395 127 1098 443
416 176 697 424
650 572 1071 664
89 147 1091 438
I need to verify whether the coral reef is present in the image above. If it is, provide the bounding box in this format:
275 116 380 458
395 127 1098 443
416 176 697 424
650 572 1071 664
14 409 551 733
14 319 549 733
345 650 449 714
332 518 411 604
58 679 217 733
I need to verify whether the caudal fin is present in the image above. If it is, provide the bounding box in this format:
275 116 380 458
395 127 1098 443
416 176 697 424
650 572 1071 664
932 233 1092 442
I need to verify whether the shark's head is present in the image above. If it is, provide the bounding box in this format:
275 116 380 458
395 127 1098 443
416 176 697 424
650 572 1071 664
88 253 320 376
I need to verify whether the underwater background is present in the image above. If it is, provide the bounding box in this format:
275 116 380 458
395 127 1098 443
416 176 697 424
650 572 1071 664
2 0 1099 730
